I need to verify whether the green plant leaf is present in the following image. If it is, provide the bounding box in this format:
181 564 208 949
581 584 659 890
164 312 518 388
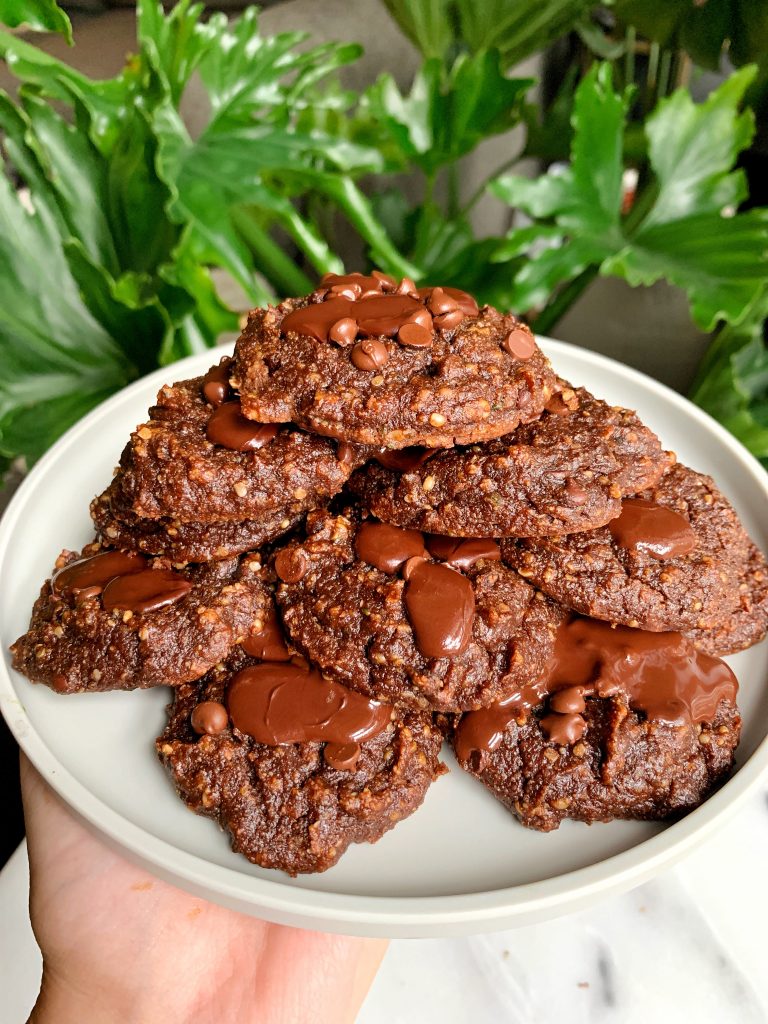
379 0 456 63
0 169 134 466
364 51 531 176
0 0 71 43
690 292 768 460
492 64 768 331
613 0 768 72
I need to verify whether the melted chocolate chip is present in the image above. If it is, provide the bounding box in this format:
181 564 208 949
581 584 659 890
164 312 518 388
351 338 389 371
52 551 147 599
426 536 501 569
375 447 434 472
434 309 465 331
608 498 697 560
329 317 358 345
242 604 291 661
404 561 475 660
417 286 479 318
337 441 357 467
227 663 391 752
455 617 738 761
398 322 433 347
201 361 232 407
101 568 192 613
502 327 536 360
354 295 424 337
324 741 362 770
426 287 459 315
191 701 229 736
282 298 353 341
355 522 427 574
206 402 279 452
275 547 310 584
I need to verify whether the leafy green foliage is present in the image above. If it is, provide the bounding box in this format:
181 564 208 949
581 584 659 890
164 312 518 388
690 292 768 465
613 0 768 71
492 65 768 332
363 52 531 177
381 0 594 69
0 0 71 43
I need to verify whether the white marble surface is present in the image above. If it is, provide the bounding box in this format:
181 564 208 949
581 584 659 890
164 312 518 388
3 789 768 1024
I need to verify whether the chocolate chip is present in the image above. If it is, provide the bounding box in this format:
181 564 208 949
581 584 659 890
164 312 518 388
398 322 433 347
275 547 310 583
191 701 229 736
206 402 279 451
324 741 362 771
328 284 360 300
427 287 459 316
372 270 397 291
329 317 358 345
201 361 231 407
355 521 427 574
401 554 428 580
351 339 389 371
502 327 536 360
433 309 464 331
396 277 418 296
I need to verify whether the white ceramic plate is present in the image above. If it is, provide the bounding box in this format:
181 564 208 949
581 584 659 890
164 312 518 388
2 340 767 938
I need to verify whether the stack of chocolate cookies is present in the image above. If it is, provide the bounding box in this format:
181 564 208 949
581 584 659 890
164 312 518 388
12 272 768 875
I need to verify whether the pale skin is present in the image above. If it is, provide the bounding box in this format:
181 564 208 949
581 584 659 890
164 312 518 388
21 754 388 1024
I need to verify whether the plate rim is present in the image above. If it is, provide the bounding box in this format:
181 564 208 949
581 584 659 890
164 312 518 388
2 337 767 937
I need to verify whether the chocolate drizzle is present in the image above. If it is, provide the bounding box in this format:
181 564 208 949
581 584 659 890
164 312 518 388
454 616 738 762
608 498 697 560
227 662 391 754
281 278 482 359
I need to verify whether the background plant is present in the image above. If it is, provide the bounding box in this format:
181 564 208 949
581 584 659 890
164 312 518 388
0 0 766 474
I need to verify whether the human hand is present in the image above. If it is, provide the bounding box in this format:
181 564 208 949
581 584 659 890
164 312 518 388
21 753 387 1024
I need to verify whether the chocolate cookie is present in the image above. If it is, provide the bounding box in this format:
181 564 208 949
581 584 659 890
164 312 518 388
11 543 268 693
157 648 446 875
349 383 667 537
109 365 360 524
689 543 768 655
232 274 556 447
91 481 302 563
504 463 751 632
452 617 740 830
274 511 565 712
453 695 740 831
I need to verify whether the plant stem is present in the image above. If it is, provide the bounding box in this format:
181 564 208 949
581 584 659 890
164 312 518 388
231 208 314 295
532 264 599 335
317 174 421 280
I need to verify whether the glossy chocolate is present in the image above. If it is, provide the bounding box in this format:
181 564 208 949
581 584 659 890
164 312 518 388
201 361 231 407
426 536 501 569
502 327 536 360
191 701 229 736
52 550 147 599
608 498 697 560
455 616 738 760
274 547 310 584
227 662 391 750
354 522 427 574
242 604 291 661
404 561 475 660
101 568 193 613
206 402 279 452
375 447 434 472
